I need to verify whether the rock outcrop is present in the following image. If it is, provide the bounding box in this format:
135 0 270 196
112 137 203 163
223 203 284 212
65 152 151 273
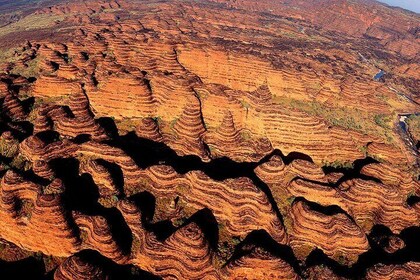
0 0 418 279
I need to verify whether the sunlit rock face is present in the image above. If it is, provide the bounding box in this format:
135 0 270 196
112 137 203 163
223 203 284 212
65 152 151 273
0 0 418 279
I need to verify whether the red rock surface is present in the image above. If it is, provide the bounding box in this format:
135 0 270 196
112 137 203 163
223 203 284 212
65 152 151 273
0 0 418 279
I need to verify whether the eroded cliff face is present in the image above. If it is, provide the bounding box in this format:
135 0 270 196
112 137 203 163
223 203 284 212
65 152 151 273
0 0 419 279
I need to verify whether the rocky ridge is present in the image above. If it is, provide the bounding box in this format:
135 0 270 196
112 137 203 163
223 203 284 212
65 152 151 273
0 0 418 279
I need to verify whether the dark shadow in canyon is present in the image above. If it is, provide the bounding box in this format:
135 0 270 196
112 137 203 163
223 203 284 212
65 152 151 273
227 229 302 275
97 116 119 139
129 191 175 241
112 132 420 278
294 197 353 217
113 133 289 225
130 191 219 249
96 158 125 195
2 115 417 278
49 157 133 255
182 208 219 250
305 225 420 278
322 156 382 186
0 257 45 280
0 117 34 141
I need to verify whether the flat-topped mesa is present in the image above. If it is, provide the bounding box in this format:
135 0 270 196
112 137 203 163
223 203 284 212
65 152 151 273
288 177 420 234
32 75 81 98
337 178 419 233
204 110 272 162
166 97 210 161
367 142 412 166
117 200 219 279
222 249 299 280
360 162 420 195
9 0 410 167
366 262 420 280
73 212 129 264
87 74 157 119
289 200 369 265
135 117 164 142
54 254 109 280
138 165 287 245
176 45 405 164
0 170 79 256
262 109 372 165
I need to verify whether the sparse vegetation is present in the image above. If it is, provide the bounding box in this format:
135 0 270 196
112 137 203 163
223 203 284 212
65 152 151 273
286 195 296 205
358 145 368 157
10 154 30 170
240 130 252 141
406 115 420 142
115 118 140 134
0 241 6 254
272 95 396 142
17 199 34 219
0 14 65 37
34 251 44 261
0 137 19 158
294 243 313 260
322 159 354 169
79 230 89 243
172 217 187 227
374 114 392 129
169 117 179 130
98 195 119 208
131 235 141 252
151 116 162 124
240 100 251 110
0 0 416 277
217 239 237 263
10 55 41 78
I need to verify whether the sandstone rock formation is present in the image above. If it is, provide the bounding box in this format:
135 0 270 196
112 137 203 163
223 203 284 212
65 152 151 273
0 0 418 279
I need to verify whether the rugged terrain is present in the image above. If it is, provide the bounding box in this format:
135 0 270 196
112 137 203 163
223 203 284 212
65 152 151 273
0 0 419 279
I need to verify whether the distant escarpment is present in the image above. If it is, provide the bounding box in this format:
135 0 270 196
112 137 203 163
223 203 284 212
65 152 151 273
0 0 418 279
